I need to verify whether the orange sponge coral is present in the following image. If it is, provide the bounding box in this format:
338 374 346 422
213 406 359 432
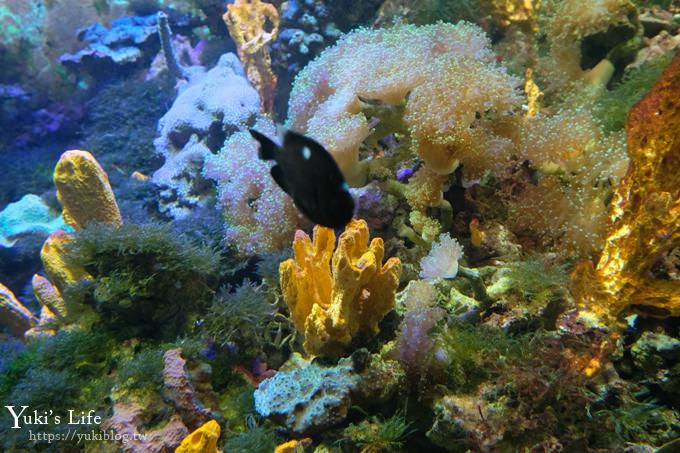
280 219 402 357
572 53 680 322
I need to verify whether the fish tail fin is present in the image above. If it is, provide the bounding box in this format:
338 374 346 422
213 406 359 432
249 129 278 160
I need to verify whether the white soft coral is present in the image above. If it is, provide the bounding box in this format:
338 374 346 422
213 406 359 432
419 233 464 280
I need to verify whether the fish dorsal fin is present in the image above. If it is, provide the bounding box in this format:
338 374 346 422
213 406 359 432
249 129 278 160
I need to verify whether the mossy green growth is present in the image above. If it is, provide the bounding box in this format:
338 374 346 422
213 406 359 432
0 330 117 451
64 223 221 340
343 410 414 453
221 424 282 453
203 280 274 354
116 349 165 392
435 323 531 392
594 55 673 132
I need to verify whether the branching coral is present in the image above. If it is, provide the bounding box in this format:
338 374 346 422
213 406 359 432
203 117 301 255
223 0 280 114
572 53 680 322
279 219 401 356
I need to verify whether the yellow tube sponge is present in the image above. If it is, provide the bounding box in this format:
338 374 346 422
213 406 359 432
175 420 222 453
32 273 67 320
280 219 402 357
572 54 680 322
54 150 122 230
40 229 91 291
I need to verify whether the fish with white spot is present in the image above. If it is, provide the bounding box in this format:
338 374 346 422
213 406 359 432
249 128 355 229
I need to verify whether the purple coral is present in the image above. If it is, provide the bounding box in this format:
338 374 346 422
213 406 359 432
394 281 446 375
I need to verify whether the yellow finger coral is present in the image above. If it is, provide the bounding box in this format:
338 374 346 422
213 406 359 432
280 219 402 357
572 53 680 322
54 150 122 230
175 419 222 453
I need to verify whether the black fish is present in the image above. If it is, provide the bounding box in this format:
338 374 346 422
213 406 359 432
249 128 355 229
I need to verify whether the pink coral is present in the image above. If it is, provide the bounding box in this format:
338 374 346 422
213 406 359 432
203 117 301 254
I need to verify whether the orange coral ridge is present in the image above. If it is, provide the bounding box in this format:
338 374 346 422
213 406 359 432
572 53 680 321
280 219 402 357
223 0 279 114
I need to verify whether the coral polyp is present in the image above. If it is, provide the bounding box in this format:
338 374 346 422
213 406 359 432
1 0 679 451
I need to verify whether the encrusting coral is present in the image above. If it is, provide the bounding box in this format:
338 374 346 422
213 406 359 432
53 150 122 230
223 0 280 114
280 219 401 356
572 53 680 322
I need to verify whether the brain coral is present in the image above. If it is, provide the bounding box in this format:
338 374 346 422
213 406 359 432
286 22 521 184
203 117 301 255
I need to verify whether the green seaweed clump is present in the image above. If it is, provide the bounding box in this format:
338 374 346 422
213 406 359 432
65 223 221 340
221 423 281 453
343 410 413 453
203 280 274 354
116 349 166 392
594 55 673 132
0 330 117 451
434 323 529 392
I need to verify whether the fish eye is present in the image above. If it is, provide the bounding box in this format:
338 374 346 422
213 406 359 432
302 147 312 160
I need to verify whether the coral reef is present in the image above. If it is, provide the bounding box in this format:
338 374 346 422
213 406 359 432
223 0 280 114
420 234 464 280
152 53 259 218
54 150 123 230
393 280 445 375
59 14 161 81
279 219 401 356
203 117 300 254
573 53 680 322
287 22 514 185
62 223 219 339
